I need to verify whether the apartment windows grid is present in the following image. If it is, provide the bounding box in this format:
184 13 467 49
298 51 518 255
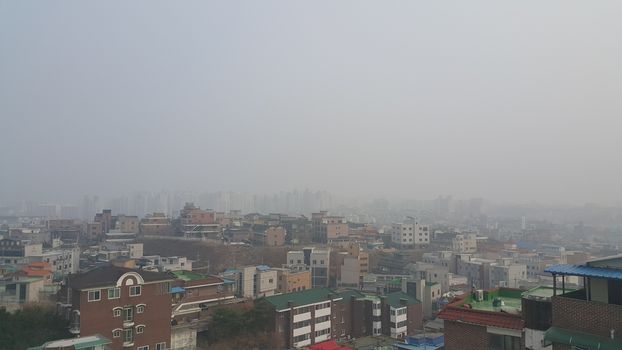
107 287 120 299
87 290 100 302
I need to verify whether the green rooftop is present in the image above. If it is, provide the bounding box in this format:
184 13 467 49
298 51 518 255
522 286 557 300
459 288 523 312
384 291 420 308
264 288 420 311
264 287 337 311
171 270 206 281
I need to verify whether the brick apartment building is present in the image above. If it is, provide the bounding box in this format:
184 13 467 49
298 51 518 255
62 266 175 350
274 267 312 293
312 212 348 243
139 213 173 236
262 287 422 349
544 256 622 349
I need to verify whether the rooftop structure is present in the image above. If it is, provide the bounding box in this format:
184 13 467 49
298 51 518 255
541 255 622 349
28 334 111 350
438 288 524 349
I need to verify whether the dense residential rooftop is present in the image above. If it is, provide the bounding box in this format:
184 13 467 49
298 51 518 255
264 287 420 311
438 288 524 330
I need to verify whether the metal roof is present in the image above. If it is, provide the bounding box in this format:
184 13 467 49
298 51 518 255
545 264 622 280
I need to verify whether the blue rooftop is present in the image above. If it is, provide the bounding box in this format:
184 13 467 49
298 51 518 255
256 265 271 271
545 264 622 281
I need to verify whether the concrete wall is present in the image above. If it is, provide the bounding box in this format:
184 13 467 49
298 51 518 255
590 278 608 303
170 326 197 350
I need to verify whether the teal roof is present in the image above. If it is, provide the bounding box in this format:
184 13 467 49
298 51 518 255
338 289 366 300
264 288 420 311
28 334 111 350
264 287 339 311
545 327 622 350
385 291 420 308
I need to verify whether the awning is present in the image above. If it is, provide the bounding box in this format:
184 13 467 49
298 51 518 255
544 327 622 350
545 264 622 281
171 287 186 293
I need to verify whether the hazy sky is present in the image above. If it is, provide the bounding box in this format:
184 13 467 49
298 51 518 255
1 1 621 205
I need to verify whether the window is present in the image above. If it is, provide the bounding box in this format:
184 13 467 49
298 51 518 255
293 320 310 328
112 329 121 338
123 329 133 344
87 290 101 302
315 328 330 337
113 308 122 317
156 343 166 350
136 305 145 313
137 346 148 350
124 307 133 322
293 334 310 343
315 315 330 323
108 287 120 299
130 285 141 296
136 325 145 334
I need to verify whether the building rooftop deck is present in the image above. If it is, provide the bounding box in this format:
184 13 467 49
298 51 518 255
460 288 523 313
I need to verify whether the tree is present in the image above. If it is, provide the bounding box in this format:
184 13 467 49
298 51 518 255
0 304 70 350
207 300 278 349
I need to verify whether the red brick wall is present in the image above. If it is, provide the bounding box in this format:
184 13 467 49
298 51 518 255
444 320 488 350
407 303 423 334
76 274 172 350
552 295 622 340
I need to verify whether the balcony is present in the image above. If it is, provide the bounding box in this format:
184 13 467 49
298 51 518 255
552 289 622 340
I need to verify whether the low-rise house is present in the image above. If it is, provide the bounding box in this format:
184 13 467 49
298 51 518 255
438 288 524 350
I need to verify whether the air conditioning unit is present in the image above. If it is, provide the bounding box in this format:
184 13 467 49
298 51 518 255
475 289 484 302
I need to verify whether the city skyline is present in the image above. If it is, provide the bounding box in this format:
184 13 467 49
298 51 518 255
2 1 622 205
